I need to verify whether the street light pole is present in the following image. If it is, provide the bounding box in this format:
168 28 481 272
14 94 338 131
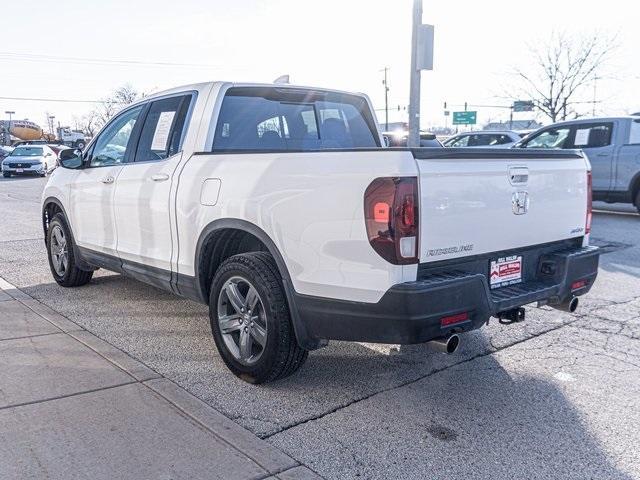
407 0 422 147
381 67 390 131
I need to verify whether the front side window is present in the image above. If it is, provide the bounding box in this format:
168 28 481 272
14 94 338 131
90 105 143 167
212 87 379 151
522 127 572 149
134 94 192 162
446 135 470 147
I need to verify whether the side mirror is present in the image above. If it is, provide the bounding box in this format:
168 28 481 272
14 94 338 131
58 149 84 169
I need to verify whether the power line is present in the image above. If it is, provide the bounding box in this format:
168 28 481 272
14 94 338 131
0 51 218 68
0 96 109 104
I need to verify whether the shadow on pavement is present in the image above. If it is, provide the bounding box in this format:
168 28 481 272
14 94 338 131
5 272 634 478
270 348 635 480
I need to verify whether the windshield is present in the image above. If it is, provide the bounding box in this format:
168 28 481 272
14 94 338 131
11 147 44 157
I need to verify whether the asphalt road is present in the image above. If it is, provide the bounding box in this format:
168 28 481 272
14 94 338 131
1 175 639 479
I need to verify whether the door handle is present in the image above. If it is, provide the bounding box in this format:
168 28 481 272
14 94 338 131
101 176 115 184
151 174 169 182
596 153 609 157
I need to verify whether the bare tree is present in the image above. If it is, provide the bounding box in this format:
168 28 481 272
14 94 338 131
111 84 140 105
90 84 142 131
510 32 617 122
73 112 99 138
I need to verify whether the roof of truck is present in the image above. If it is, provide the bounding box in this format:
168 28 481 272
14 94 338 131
549 116 639 126
140 81 367 104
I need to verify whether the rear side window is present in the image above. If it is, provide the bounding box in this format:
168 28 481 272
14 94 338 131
629 120 640 144
134 94 193 162
571 123 613 149
212 87 379 151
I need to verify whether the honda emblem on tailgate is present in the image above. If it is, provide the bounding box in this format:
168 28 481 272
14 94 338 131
512 191 529 215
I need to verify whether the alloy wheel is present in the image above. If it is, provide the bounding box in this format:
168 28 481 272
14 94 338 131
50 225 69 276
217 276 268 366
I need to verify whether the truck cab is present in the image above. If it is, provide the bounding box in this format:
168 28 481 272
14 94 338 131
517 117 640 212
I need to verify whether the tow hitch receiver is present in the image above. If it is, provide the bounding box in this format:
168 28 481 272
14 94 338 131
498 307 525 325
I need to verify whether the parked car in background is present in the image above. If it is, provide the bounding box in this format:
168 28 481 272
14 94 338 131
2 144 58 177
382 130 443 147
515 117 640 212
0 146 14 163
443 131 523 148
47 144 70 161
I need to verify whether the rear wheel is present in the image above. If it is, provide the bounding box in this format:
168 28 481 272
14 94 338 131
46 213 93 287
635 190 640 214
209 252 307 384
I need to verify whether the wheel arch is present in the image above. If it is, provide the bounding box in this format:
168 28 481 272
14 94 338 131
193 219 321 350
42 197 94 271
42 197 70 244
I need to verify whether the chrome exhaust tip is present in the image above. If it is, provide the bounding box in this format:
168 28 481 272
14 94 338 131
551 296 579 313
427 334 460 354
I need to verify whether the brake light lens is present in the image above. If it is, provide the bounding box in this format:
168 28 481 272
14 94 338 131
364 177 419 264
586 171 592 234
441 312 469 327
571 280 588 291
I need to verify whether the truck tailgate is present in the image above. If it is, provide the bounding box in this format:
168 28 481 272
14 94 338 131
413 149 589 263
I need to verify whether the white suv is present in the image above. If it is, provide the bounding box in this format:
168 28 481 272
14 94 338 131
42 81 599 383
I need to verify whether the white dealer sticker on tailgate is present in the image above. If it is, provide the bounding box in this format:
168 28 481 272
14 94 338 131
490 255 522 289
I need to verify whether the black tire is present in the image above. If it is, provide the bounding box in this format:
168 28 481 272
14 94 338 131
209 252 308 384
2 173 10 178
635 190 640 214
76 140 86 149
46 213 93 287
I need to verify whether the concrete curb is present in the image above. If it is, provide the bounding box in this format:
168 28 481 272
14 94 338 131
0 275 323 479
145 378 299 475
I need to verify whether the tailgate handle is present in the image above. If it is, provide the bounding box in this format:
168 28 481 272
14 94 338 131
508 167 529 185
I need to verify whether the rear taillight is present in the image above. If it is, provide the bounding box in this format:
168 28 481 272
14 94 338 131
586 171 593 234
364 177 419 264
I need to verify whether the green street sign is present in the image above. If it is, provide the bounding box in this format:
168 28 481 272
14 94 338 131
513 100 534 112
452 111 477 125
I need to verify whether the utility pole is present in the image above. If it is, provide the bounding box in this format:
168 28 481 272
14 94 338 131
381 67 390 131
407 0 422 147
4 111 15 146
48 115 56 137
592 76 600 117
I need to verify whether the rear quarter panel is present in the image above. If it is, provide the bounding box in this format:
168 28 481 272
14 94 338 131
175 150 419 303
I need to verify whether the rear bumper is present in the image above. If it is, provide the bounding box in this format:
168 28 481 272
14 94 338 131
295 245 599 345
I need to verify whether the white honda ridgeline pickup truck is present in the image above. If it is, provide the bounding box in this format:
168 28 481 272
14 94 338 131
44 82 599 383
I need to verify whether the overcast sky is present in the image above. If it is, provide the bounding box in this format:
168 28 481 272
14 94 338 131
2 0 639 132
